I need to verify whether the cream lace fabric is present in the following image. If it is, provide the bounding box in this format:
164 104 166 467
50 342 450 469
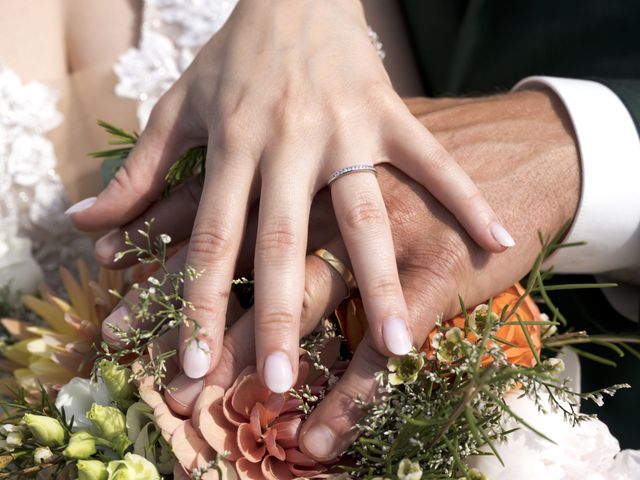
115 0 238 129
114 0 385 130
0 65 93 291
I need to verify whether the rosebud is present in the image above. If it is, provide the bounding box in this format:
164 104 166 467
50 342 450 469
77 459 108 480
23 414 66 447
87 404 126 442
106 453 160 480
99 361 134 404
63 431 97 459
33 446 54 464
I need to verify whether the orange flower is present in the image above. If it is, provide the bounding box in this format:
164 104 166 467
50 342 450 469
335 284 542 367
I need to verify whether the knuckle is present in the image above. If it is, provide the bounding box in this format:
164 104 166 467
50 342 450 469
256 217 298 256
185 297 227 323
405 232 466 297
214 114 247 151
364 274 401 301
189 225 234 262
258 309 297 333
342 193 385 231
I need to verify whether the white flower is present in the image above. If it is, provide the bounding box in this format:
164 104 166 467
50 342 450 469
33 446 53 464
397 458 422 480
55 377 113 431
466 390 640 479
106 452 160 480
0 233 43 296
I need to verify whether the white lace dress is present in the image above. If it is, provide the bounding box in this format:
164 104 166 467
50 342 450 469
0 65 93 293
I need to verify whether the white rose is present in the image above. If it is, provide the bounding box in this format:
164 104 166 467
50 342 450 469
0 233 43 296
55 377 113 431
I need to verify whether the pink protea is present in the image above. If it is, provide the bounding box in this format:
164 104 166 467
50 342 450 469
141 339 342 480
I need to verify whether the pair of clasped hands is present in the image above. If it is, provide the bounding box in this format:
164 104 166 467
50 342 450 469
67 0 579 462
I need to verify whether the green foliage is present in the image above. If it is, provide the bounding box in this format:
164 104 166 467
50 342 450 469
95 221 202 390
339 231 636 480
91 120 207 192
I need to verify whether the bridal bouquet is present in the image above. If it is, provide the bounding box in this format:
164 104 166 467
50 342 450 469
1 123 638 479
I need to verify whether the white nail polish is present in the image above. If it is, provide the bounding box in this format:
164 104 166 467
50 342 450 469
64 197 97 215
264 352 293 394
302 424 335 459
383 316 412 356
490 223 516 248
183 339 211 379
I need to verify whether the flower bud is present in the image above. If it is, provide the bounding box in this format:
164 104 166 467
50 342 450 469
543 357 565 375
107 453 160 480
77 459 108 480
397 458 422 480
87 404 126 442
63 431 97 459
33 446 54 464
99 361 134 404
23 414 66 447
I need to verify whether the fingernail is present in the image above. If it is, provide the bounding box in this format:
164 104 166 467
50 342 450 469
64 197 97 215
302 424 336 460
95 229 122 260
490 223 516 248
183 339 211 379
263 351 293 394
383 316 412 356
165 375 204 415
102 305 132 345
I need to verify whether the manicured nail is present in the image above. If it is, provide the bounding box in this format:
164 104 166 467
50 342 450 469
95 229 122 260
263 352 293 394
302 424 336 460
102 305 131 345
183 339 211 379
165 375 204 415
383 316 412 356
490 223 516 248
64 197 97 215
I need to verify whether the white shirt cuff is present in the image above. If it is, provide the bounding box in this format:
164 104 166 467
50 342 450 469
513 76 640 273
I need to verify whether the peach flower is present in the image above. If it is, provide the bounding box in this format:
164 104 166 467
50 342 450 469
140 339 342 480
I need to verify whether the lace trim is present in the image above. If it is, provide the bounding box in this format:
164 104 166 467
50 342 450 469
114 0 385 130
0 64 93 291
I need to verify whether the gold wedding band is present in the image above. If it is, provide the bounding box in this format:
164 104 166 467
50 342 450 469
312 248 357 296
327 165 377 186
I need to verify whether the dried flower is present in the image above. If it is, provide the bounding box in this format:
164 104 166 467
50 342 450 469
33 445 54 464
0 262 125 398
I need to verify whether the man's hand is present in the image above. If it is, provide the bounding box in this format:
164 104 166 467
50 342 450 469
298 88 581 459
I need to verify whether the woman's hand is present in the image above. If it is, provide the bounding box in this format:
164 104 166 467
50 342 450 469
68 0 511 393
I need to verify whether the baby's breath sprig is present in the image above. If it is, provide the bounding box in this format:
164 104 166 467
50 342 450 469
340 229 635 479
95 220 203 389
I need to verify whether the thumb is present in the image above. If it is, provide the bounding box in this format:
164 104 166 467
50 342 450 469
68 90 196 232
